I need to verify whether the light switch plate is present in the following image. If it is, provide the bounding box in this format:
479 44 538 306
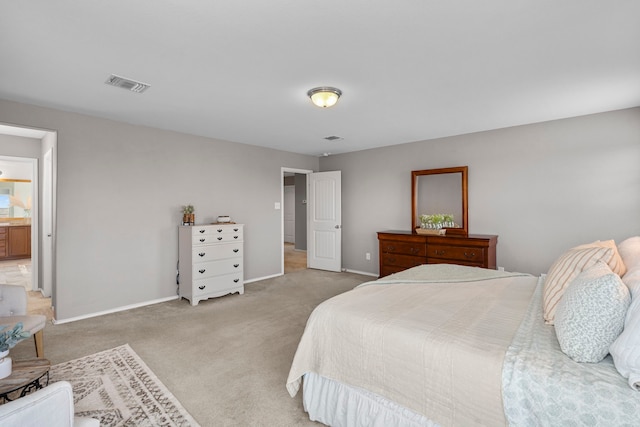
274 202 281 210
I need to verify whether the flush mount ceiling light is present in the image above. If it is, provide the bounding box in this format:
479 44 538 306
307 87 342 108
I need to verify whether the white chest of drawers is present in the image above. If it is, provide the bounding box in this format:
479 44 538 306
178 224 244 306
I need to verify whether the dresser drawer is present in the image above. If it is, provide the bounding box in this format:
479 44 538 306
381 253 425 269
211 225 242 235
192 233 242 245
193 273 243 297
192 243 242 261
428 244 485 263
192 258 243 278
379 240 426 256
192 225 243 237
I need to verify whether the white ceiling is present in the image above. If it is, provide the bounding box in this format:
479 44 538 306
1 1 639 157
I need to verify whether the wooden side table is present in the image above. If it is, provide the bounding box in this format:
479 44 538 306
0 358 50 402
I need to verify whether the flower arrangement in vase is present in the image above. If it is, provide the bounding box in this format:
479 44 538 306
419 213 455 229
182 205 195 225
0 322 31 379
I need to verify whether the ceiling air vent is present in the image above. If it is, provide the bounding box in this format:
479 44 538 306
323 135 342 141
105 74 150 93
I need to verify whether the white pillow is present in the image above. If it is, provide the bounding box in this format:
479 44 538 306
610 266 640 390
619 236 640 273
555 261 630 363
543 245 614 325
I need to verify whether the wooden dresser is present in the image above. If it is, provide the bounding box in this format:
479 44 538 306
377 230 497 277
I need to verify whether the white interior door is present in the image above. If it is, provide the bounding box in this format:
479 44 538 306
308 171 341 272
283 185 295 243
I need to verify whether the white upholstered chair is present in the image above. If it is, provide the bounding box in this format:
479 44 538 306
0 381 99 426
0 284 47 358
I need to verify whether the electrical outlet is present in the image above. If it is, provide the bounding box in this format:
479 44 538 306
498 266 505 271
365 252 371 261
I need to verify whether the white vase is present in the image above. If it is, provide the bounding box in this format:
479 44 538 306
0 349 12 379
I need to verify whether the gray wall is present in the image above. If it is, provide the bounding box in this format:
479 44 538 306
0 134 41 158
320 107 640 276
0 99 319 320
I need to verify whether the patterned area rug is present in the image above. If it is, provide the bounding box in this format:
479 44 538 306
50 344 199 426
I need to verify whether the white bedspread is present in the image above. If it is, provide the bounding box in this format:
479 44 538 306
287 265 538 426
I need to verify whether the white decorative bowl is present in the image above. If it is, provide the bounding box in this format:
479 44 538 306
217 216 231 223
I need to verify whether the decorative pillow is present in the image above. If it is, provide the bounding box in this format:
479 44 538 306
555 261 630 363
610 266 640 390
619 236 640 273
543 245 614 324
574 240 626 277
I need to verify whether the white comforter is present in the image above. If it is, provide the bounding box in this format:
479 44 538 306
287 265 538 426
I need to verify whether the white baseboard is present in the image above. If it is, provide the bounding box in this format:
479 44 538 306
245 273 282 284
53 295 180 325
343 269 378 277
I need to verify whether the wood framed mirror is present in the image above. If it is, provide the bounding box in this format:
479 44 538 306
411 166 468 236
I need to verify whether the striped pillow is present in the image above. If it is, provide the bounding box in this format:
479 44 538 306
543 245 614 324
574 240 626 277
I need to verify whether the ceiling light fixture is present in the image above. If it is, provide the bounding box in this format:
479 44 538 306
307 87 342 108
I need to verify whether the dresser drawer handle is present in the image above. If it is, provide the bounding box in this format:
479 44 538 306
233 249 239 253
199 238 205 242
198 285 206 290
410 247 419 254
198 269 206 274
233 228 239 232
464 252 476 259
217 229 223 233
386 246 395 252
217 237 223 240
233 279 239 283
199 229 206 234
434 250 445 256
198 252 205 257
234 264 240 268
388 257 396 263
234 236 239 239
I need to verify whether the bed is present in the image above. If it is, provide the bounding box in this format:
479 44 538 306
287 238 640 426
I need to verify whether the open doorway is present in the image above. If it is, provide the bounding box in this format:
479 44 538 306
0 157 35 291
281 167 312 274
0 124 56 321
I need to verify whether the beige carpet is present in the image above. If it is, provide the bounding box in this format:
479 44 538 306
50 344 199 426
11 269 369 426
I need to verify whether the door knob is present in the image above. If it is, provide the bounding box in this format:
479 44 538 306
335 225 341 229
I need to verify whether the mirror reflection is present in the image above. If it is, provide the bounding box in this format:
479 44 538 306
416 174 462 227
0 179 32 219
412 166 468 235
